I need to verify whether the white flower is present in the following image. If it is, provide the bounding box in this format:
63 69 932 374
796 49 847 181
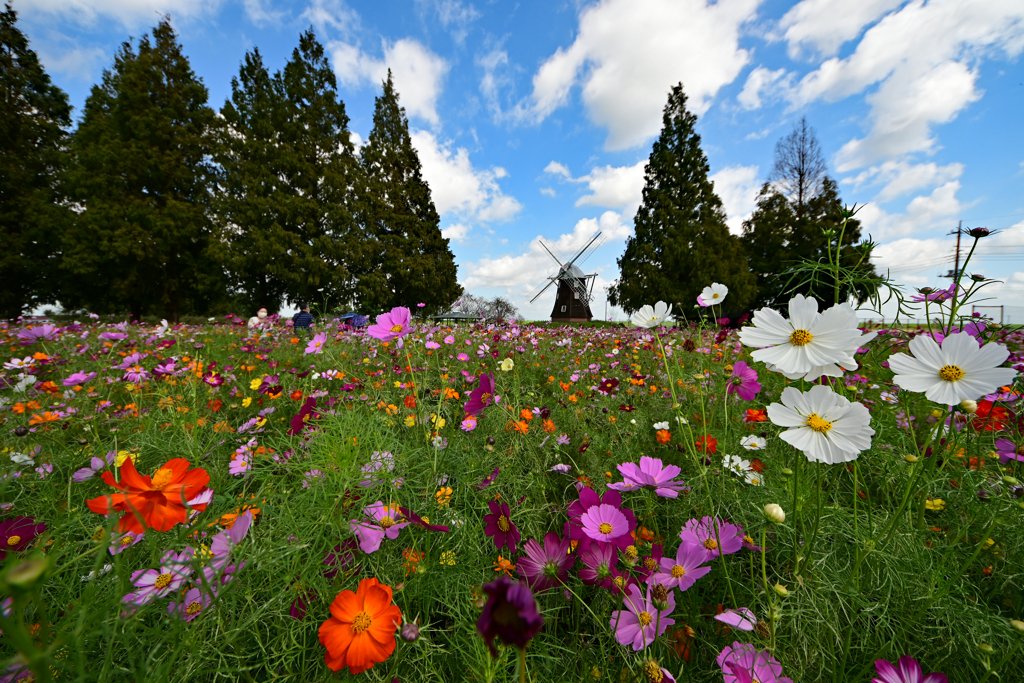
3 356 34 371
698 283 729 306
743 471 764 486
630 301 673 329
740 435 766 451
10 453 34 466
738 295 867 380
653 421 670 430
499 358 514 372
886 332 1017 405
767 385 874 464
722 454 749 475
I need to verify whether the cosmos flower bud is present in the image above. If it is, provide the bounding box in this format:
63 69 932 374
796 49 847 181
960 399 978 413
905 455 919 463
651 584 670 611
4 557 49 591
400 622 420 642
764 504 785 524
622 545 639 567
967 227 990 238
14 426 28 437
773 583 789 598
978 643 995 655
1010 619 1024 633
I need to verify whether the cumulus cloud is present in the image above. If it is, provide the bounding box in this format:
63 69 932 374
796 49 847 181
709 164 762 234
737 67 789 110
778 0 905 58
843 160 964 203
870 236 953 275
24 0 222 26
543 160 646 214
329 38 449 123
418 0 480 44
517 0 761 150
440 223 470 242
856 181 966 242
410 130 521 224
36 43 107 82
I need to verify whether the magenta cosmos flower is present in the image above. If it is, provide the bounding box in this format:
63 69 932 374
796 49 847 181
517 532 574 591
714 607 758 632
477 576 544 656
609 583 675 651
350 501 409 554
718 642 793 683
169 586 214 622
650 542 711 591
679 516 744 562
995 438 1024 464
367 306 412 342
565 488 636 551
608 456 689 498
0 517 46 559
483 500 520 553
579 504 631 545
727 361 761 401
578 542 617 586
63 371 97 387
464 372 497 416
872 656 948 683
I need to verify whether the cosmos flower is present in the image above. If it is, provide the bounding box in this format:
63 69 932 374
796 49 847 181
650 542 711 591
517 532 574 591
727 362 761 401
609 583 675 651
767 385 874 465
0 517 46 559
717 642 793 683
565 488 637 552
740 436 767 451
130 549 194 604
714 608 758 632
366 307 412 342
483 500 521 554
86 458 211 533
73 452 116 482
305 332 327 354
579 504 631 545
578 542 618 586
609 456 689 498
697 283 728 307
630 302 673 329
477 576 544 656
886 332 1017 405
871 656 948 683
995 438 1024 464
63 371 97 387
168 586 214 622
350 502 409 554
678 517 744 562
465 373 498 416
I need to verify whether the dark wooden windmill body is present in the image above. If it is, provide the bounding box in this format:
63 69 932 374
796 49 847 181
529 232 605 323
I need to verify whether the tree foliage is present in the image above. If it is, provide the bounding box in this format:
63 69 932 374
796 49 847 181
359 71 461 315
0 4 72 319
62 18 222 321
608 83 755 315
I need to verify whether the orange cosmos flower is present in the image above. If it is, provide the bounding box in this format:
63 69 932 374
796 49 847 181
28 411 61 425
319 578 402 674
86 457 211 533
655 429 671 445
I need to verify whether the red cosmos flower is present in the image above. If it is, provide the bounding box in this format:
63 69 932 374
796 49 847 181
86 458 211 533
749 459 765 473
973 400 1011 431
207 399 223 412
290 390 304 401
695 435 718 454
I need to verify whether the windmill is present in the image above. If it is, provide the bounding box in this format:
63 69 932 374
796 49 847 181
529 232 605 322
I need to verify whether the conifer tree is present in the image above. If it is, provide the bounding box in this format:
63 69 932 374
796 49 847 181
62 18 222 321
359 71 461 314
608 83 755 314
215 47 289 313
0 4 72 318
272 28 361 311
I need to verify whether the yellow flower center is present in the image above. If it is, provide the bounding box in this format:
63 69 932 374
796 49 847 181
712 292 720 300
120 535 134 546
352 611 373 633
644 558 657 571
806 413 833 432
154 573 173 589
151 468 175 489
638 611 653 627
623 545 638 562
613 576 625 588
185 601 202 616
643 661 664 682
498 515 510 532
789 329 813 346
7 535 21 546
479 392 492 404
670 565 686 578
744 535 755 545
703 539 718 550
939 364 964 382
598 522 613 535
390 324 404 333
379 516 395 529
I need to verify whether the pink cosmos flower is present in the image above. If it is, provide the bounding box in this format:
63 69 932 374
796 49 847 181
679 516 744 562
457 352 470 361
717 642 793 683
579 543 618 586
366 306 412 342
609 456 689 498
714 608 758 632
108 530 145 555
63 371 97 387
995 438 1023 463
650 542 711 591
609 583 675 651
73 452 116 482
169 586 214 622
579 504 630 545
517 532 574 591
350 501 409 554
872 656 948 683
129 549 194 605
18 324 58 342
304 332 327 354
727 361 761 401
565 487 637 551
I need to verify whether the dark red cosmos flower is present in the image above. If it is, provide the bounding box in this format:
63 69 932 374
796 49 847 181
483 500 520 554
598 378 619 394
288 397 318 436
323 539 359 579
475 467 500 490
477 576 544 656
0 517 46 559
398 507 450 533
619 404 635 412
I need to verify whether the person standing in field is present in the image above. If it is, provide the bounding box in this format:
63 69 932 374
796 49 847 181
292 304 314 333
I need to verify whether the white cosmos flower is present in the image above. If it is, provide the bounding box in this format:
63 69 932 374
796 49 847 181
630 301 673 329
767 385 874 465
740 435 766 451
738 295 865 380
722 454 749 475
886 332 1017 405
653 421 670 430
743 471 764 486
698 283 729 307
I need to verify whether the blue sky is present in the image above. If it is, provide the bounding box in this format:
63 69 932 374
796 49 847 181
20 0 1024 321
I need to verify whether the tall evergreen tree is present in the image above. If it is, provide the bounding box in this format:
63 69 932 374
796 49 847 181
359 71 461 314
608 83 755 315
741 123 878 309
214 47 289 313
0 4 72 318
62 18 222 321
271 28 361 310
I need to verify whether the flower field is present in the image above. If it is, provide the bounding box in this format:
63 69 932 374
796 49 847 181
2 297 1024 682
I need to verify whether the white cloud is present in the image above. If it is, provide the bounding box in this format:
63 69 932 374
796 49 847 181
24 0 221 26
778 0 905 58
462 211 631 290
543 160 647 214
779 0 1024 170
329 38 449 124
737 67 789 110
519 0 761 150
242 0 285 27
419 0 480 44
857 181 966 241
843 161 964 203
300 0 360 34
543 161 572 179
710 164 762 234
540 187 556 197
440 223 470 242
36 44 107 82
410 130 522 223
871 236 952 274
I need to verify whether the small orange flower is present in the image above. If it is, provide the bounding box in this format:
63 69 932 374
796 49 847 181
290 390 303 401
290 337 299 344
655 429 671 445
207 398 223 412
404 395 417 409
520 408 533 421
542 419 556 434
493 555 516 576
319 578 402 674
28 411 61 425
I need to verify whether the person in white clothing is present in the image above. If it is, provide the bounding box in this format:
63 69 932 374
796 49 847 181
247 307 269 329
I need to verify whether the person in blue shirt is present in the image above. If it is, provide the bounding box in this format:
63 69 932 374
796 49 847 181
292 304 314 332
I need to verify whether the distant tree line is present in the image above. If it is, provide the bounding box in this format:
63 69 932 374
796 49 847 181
0 7 461 321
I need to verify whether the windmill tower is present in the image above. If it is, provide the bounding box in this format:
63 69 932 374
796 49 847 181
529 232 605 322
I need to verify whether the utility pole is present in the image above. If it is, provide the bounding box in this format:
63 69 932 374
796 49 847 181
943 221 962 279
